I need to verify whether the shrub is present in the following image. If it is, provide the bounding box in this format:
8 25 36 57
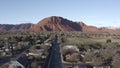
106 39 111 43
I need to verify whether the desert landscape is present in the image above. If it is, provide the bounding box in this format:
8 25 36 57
0 0 120 68
0 16 120 68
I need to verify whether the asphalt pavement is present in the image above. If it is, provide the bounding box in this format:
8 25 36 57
44 34 62 68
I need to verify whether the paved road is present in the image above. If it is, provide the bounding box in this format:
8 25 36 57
44 34 62 68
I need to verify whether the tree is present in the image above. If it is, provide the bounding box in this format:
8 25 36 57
17 66 22 68
30 61 38 68
94 43 102 49
0 44 4 48
92 56 103 66
106 39 111 43
61 37 66 43
112 54 120 68
78 44 86 51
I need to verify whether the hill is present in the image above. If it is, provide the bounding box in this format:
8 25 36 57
0 16 120 34
0 23 33 31
30 16 82 32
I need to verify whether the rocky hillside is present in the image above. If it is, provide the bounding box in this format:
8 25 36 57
30 16 120 33
30 16 82 32
0 23 33 31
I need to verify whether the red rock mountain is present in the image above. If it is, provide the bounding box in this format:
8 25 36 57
30 16 120 33
30 16 83 32
77 22 100 32
30 16 100 32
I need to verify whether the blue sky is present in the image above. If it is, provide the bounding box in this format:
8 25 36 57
0 0 120 27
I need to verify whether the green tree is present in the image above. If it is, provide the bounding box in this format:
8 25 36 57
61 37 66 43
106 39 111 43
78 44 86 51
95 43 102 49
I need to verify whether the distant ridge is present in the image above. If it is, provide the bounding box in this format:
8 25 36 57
0 23 33 31
0 16 120 33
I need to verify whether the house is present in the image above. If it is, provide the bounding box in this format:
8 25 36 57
17 56 29 68
63 45 79 52
93 65 111 68
1 56 30 68
0 50 4 56
62 63 87 68
36 49 44 55
9 58 25 68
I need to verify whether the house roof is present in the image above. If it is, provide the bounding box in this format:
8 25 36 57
17 57 29 68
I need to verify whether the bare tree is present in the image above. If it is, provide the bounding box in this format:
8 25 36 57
112 53 120 68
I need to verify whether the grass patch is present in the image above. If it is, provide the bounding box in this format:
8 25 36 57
65 37 120 45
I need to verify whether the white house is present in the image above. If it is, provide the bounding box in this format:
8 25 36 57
8 58 25 68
